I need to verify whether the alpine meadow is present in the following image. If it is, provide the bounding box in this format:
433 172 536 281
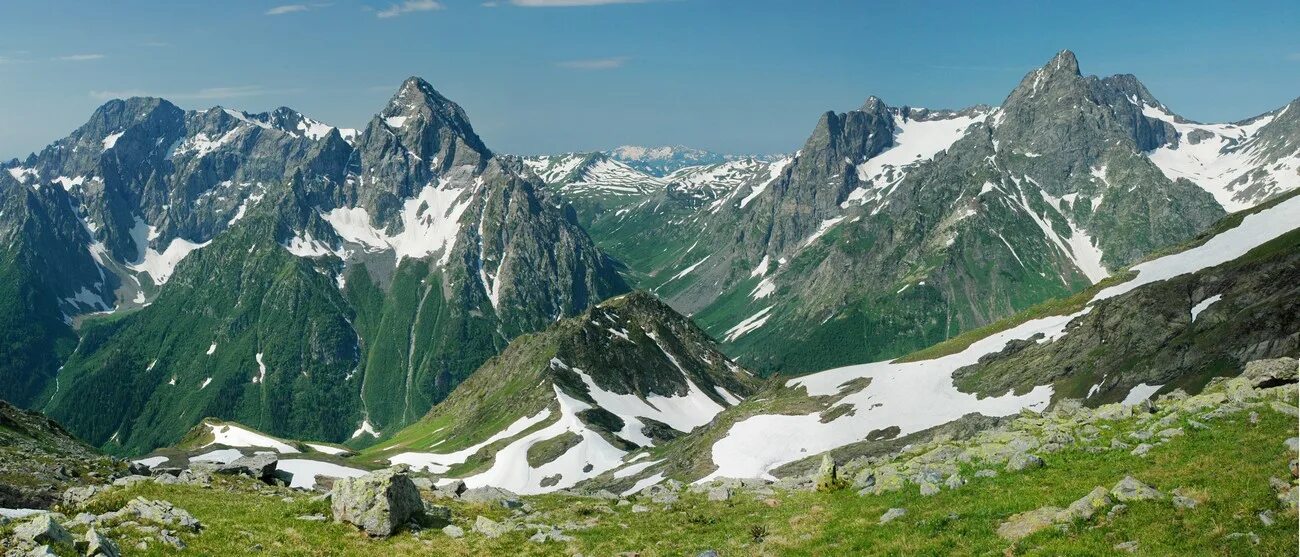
0 2 1297 556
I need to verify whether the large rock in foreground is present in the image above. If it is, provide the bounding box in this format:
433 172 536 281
331 469 425 537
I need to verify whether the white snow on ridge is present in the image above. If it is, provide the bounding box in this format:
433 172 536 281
723 306 774 343
1190 294 1222 322
1095 195 1300 301
735 157 792 210
304 443 349 456
132 456 169 468
1142 103 1299 211
102 132 124 151
321 177 474 266
703 308 1066 481
124 218 210 286
204 423 299 453
1121 383 1163 405
848 111 988 205
802 216 846 248
388 409 553 473
459 386 628 495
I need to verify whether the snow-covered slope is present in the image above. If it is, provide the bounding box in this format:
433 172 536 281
696 195 1300 480
372 292 758 494
1143 101 1300 211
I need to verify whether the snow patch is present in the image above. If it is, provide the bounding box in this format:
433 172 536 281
1189 294 1222 322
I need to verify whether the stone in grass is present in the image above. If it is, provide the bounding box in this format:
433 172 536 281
442 525 465 538
997 506 1063 540
529 527 573 543
814 454 847 492
1056 487 1112 522
1110 476 1162 502
80 527 120 557
1005 453 1045 473
879 508 906 524
473 516 511 539
1113 541 1139 553
973 469 997 479
331 469 426 537
13 515 73 546
1131 443 1153 457
918 481 940 496
26 546 58 557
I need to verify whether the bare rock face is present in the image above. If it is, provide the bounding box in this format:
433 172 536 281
1242 357 1298 388
330 468 425 537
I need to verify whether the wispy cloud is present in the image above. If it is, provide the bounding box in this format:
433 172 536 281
140 41 169 48
1287 52 1300 62
267 4 310 15
89 85 299 102
511 0 653 6
377 0 443 18
56 54 105 62
556 56 628 70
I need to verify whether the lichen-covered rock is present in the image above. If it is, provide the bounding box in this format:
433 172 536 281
1110 476 1162 502
1057 486 1111 521
1242 357 1298 388
330 469 425 537
473 515 511 538
1005 453 1045 472
997 506 1062 540
80 527 121 557
104 497 202 532
878 508 906 524
13 514 73 546
814 454 846 492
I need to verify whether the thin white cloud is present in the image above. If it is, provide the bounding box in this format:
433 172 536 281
512 0 653 6
377 0 443 18
267 4 310 15
556 57 628 70
56 54 105 62
89 85 299 102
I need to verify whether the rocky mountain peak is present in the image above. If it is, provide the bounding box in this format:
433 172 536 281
1047 49 1081 76
859 95 889 114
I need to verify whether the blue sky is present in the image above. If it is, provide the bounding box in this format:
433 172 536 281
1 0 1297 158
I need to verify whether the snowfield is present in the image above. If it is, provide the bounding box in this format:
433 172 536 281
1142 103 1299 211
388 355 739 494
203 423 299 453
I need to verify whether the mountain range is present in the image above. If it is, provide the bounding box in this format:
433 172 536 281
532 50 1298 376
0 49 1295 474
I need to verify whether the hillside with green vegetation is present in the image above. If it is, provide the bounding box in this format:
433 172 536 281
3 364 1293 556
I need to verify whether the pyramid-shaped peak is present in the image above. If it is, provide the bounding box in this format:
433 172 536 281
1045 49 1081 76
391 76 455 109
859 95 889 113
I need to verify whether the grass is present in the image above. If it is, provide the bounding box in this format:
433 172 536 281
55 397 1296 556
